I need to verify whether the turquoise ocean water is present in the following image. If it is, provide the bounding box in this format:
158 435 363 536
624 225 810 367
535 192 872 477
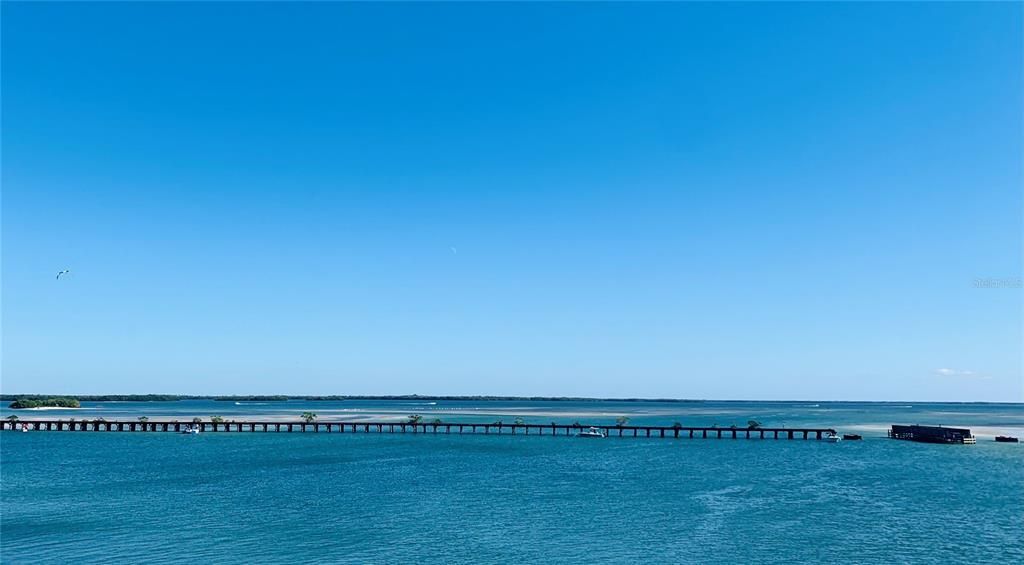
2 400 1022 563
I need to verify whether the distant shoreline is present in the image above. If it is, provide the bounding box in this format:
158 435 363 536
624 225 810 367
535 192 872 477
1 394 1021 405
1 394 707 403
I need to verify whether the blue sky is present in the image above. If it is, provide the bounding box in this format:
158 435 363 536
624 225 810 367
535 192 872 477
2 2 1021 401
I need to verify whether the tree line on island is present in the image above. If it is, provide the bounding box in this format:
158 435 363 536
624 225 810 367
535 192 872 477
7 397 81 409
2 394 707 404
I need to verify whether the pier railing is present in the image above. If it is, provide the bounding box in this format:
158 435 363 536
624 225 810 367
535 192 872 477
1 419 837 440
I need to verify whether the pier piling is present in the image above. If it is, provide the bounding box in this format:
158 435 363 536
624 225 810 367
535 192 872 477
0 419 836 442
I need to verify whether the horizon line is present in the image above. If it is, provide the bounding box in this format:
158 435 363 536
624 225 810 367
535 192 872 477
1 393 1022 405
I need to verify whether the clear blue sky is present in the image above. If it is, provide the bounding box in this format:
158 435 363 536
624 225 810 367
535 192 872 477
2 2 1021 401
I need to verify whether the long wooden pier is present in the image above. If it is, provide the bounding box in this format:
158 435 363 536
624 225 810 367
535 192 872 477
1 419 837 440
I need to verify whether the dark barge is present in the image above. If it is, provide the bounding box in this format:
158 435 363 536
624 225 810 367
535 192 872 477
889 424 975 444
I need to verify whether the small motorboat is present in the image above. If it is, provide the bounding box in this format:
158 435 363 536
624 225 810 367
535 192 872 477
577 426 607 438
181 426 200 435
843 434 862 441
995 436 1019 443
824 432 842 443
20 423 29 433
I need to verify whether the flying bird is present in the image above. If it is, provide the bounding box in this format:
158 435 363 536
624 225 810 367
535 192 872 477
56 270 70 280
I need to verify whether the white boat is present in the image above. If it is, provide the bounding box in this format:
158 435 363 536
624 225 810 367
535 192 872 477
577 426 607 438
825 432 842 443
181 426 200 435
20 424 29 433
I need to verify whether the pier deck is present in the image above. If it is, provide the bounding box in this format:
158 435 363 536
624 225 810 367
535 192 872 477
2 419 836 439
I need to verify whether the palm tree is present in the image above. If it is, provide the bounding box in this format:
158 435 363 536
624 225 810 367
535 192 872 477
6 415 18 422
407 414 423 424
301 412 317 423
210 415 224 423
514 417 525 425
431 418 443 425
192 417 202 424
672 422 683 430
138 416 149 423
615 416 630 427
747 420 762 430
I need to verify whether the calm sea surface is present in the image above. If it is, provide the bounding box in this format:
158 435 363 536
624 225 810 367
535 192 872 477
2 400 1022 563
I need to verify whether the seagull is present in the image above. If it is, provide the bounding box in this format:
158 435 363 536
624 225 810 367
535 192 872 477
56 270 70 280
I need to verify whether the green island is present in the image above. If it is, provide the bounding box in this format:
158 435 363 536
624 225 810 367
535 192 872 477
7 397 81 409
1 394 185 403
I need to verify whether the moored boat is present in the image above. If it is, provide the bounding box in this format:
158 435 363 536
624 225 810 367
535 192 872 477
577 426 606 438
994 436 1018 443
825 432 842 443
842 434 862 440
